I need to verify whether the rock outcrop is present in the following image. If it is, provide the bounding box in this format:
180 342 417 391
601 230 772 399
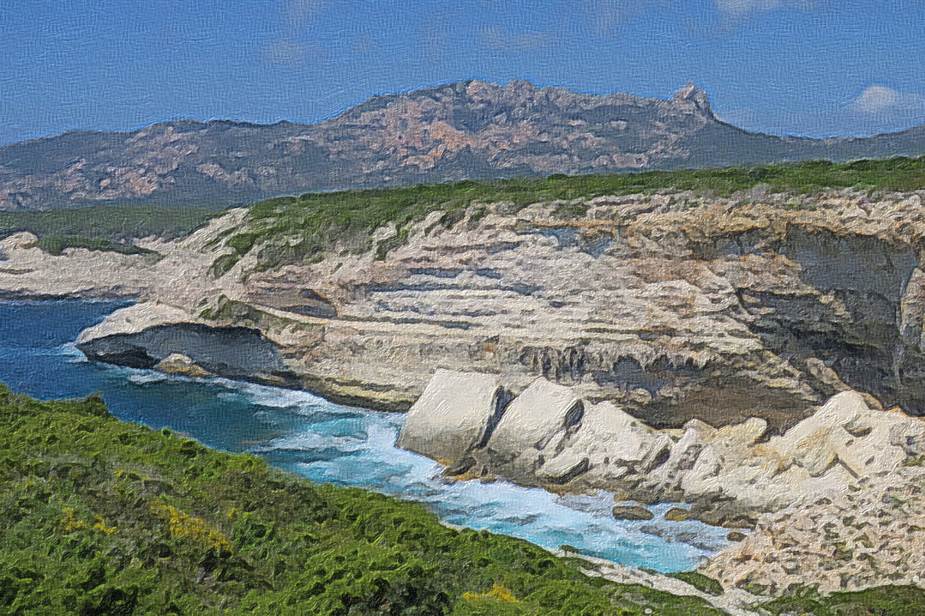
704 463 925 595
483 378 585 479
76 302 295 385
155 353 211 378
399 372 925 525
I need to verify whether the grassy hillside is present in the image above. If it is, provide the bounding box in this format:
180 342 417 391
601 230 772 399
0 204 222 256
0 384 722 615
219 156 925 269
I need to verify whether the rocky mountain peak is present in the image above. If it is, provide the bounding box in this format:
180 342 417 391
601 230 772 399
1 80 924 210
672 82 713 117
503 79 538 95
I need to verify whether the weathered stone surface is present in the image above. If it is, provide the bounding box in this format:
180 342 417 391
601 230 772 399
646 420 714 497
77 303 291 384
484 377 583 473
155 353 210 378
664 507 691 522
612 505 655 521
77 302 199 345
890 417 925 455
536 453 590 484
704 465 925 595
9 191 925 430
0 231 38 252
398 373 925 530
397 369 508 462
768 390 912 479
555 401 672 487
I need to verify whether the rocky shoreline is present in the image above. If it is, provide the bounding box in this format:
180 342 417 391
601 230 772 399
703 462 925 596
396 369 925 596
7 189 925 427
398 370 925 528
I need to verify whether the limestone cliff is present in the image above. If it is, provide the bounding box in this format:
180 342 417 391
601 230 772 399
5 188 925 431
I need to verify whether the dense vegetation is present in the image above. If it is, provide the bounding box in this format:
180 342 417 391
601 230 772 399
218 156 925 269
3 157 924 266
0 384 722 615
760 585 925 615
0 204 222 256
33 236 156 257
2 385 925 614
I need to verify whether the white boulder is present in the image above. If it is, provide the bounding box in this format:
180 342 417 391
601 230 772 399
397 369 509 463
770 390 916 479
486 377 584 464
552 401 672 486
155 353 210 378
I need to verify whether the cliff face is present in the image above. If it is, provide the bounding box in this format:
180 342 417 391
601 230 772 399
215 189 925 430
3 80 925 210
5 189 925 430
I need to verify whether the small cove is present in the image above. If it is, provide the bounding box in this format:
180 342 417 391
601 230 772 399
0 298 728 572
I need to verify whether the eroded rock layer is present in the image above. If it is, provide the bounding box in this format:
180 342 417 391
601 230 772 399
5 189 925 429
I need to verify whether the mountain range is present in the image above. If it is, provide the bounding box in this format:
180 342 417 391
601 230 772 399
2 80 925 210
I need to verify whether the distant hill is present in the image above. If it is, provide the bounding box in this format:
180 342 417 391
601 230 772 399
2 80 925 210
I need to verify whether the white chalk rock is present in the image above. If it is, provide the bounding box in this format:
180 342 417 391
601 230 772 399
486 377 584 464
559 401 672 481
397 369 508 462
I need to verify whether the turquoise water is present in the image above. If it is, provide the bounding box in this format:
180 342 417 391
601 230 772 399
0 299 728 572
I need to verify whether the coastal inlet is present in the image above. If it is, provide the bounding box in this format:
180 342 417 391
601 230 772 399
0 298 729 572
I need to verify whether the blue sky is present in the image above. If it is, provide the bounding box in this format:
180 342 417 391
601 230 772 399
1 0 924 144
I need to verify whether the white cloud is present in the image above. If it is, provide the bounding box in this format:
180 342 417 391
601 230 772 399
715 0 813 17
585 0 661 34
850 85 925 115
588 0 811 30
263 0 324 65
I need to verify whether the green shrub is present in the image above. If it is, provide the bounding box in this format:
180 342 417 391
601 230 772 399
668 571 723 596
760 585 925 615
209 253 241 278
0 204 222 243
35 235 156 257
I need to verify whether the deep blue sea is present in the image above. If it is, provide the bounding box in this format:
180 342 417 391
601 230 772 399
0 298 728 572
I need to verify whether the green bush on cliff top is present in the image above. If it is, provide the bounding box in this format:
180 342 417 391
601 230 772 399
0 204 222 257
0 383 723 615
34 235 156 257
224 156 925 268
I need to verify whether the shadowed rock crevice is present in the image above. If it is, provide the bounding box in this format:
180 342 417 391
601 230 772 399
76 322 294 383
729 226 923 413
